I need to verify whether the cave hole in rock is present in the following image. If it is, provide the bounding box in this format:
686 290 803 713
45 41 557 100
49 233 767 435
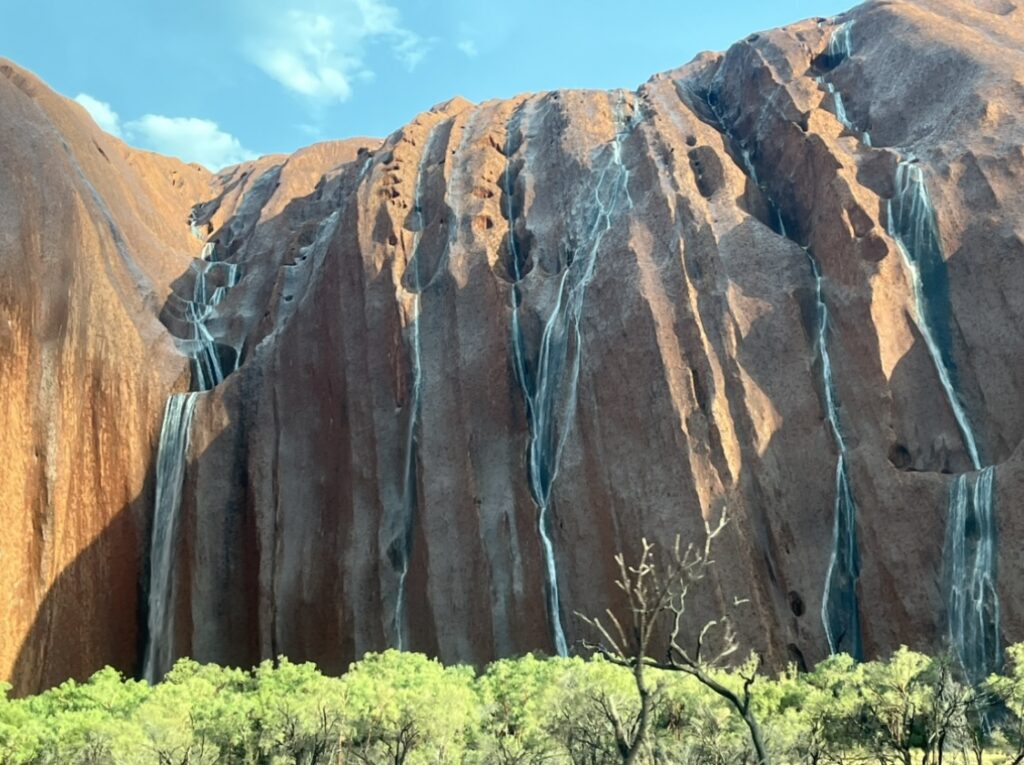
787 643 809 672
813 48 848 73
688 146 725 199
788 590 806 617
690 367 710 413
888 443 912 470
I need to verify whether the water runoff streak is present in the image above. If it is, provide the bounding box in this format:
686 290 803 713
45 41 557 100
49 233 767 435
791 20 873 658
809 255 863 659
392 125 441 650
888 158 999 681
142 393 199 683
818 21 872 146
827 18 854 62
143 242 243 682
706 81 864 657
184 255 242 391
946 466 999 683
770 199 862 658
507 95 638 656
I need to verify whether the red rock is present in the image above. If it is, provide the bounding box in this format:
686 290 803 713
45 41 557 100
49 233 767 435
3 0 1023 692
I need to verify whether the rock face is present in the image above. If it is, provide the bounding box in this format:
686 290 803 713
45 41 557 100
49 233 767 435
3 0 1024 693
0 59 374 693
0 59 201 694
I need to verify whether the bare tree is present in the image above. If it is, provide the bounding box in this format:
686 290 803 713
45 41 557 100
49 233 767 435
576 511 770 765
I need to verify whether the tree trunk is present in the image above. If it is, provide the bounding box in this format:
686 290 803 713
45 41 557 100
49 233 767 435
623 661 652 765
742 708 770 765
687 667 770 765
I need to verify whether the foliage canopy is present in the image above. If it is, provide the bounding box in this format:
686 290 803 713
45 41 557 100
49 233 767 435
3 645 1024 764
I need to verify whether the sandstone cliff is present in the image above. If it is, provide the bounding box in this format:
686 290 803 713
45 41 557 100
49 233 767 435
3 0 1023 693
0 59 374 691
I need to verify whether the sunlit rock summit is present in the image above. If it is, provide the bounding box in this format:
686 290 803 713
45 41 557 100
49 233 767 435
2 0 1023 694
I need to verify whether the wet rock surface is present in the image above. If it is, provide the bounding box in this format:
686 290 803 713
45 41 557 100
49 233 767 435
2 0 1023 692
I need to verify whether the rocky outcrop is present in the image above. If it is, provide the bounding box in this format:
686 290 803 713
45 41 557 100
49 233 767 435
0 59 199 693
3 0 1024 692
0 58 375 692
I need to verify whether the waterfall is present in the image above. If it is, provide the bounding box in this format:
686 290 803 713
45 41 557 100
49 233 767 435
818 22 872 146
809 254 863 659
506 94 637 657
888 161 981 468
184 259 242 391
144 244 243 680
888 158 999 678
142 392 199 683
822 81 872 146
188 209 205 241
707 77 865 656
803 18 887 658
392 124 441 650
945 467 1000 683
770 204 863 658
822 19 855 68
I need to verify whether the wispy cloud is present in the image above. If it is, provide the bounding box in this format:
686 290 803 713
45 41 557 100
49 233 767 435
74 93 122 137
73 92 252 170
125 115 256 170
456 40 478 58
244 0 429 104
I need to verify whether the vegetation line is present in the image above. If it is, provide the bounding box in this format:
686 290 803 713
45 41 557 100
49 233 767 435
4 644 1024 763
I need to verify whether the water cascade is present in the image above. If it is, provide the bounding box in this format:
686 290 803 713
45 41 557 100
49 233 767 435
188 209 205 241
945 467 999 683
809 255 863 659
889 162 980 468
182 259 242 391
771 201 863 658
888 159 999 679
703 81 864 656
506 95 638 656
801 20 872 657
392 124 441 650
142 392 199 683
827 19 854 63
143 245 243 681
818 21 872 146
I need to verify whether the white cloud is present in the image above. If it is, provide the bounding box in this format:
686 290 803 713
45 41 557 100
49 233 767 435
245 0 429 104
456 40 478 58
124 115 256 170
74 93 122 137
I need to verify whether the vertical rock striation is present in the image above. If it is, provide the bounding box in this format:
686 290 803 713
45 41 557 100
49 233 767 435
2 0 1024 692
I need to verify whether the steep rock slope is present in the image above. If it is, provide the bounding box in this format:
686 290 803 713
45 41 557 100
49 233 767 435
162 0 1024 676
0 59 202 692
0 58 375 692
5 0 1024 691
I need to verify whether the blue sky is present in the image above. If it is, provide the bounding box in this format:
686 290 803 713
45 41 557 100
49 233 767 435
1 0 851 169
